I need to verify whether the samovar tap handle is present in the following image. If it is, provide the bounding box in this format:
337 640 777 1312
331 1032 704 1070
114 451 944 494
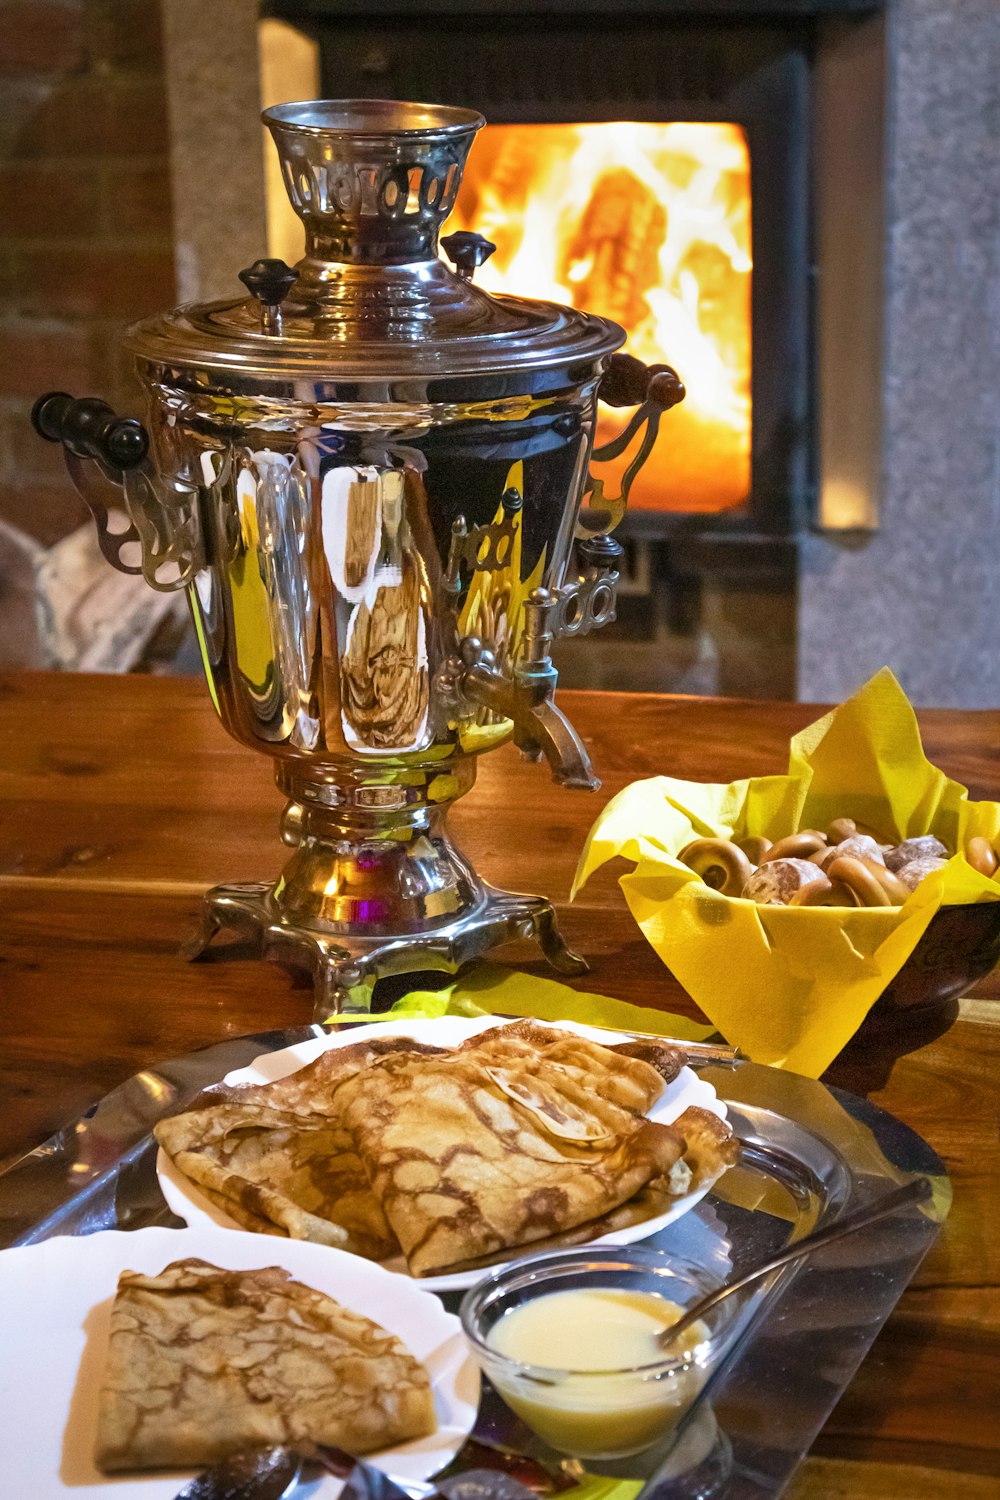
580 352 686 537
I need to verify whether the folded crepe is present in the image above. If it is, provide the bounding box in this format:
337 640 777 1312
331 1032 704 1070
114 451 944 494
226 1035 451 1119
154 1105 397 1259
228 1024 682 1122
455 1020 685 1115
95 1258 436 1472
334 1040 689 1277
451 1102 742 1271
670 1104 741 1188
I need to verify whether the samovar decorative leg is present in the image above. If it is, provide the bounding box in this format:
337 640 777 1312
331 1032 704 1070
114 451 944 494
177 882 274 962
180 877 585 1020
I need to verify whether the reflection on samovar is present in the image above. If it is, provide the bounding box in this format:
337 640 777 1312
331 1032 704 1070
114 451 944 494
33 99 684 1016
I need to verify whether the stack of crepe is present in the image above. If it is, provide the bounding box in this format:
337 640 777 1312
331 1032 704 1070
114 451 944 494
155 1022 738 1279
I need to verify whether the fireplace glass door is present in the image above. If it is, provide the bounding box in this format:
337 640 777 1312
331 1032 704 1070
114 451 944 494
448 122 752 516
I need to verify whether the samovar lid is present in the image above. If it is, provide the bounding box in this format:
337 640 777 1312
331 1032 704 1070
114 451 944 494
126 99 624 381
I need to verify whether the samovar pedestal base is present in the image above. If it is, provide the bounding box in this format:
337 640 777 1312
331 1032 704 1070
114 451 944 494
182 881 587 1021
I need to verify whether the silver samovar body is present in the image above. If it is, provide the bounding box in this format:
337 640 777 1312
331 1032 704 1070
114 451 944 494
34 100 683 1016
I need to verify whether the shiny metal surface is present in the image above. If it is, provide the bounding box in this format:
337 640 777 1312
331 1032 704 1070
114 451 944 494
35 99 687 1011
660 1176 933 1347
125 98 623 380
0 1031 948 1499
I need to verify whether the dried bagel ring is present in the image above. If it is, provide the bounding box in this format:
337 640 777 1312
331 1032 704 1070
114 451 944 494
965 837 998 877
737 835 772 863
826 817 857 844
826 855 892 907
789 876 861 908
761 830 827 863
858 856 911 904
679 837 753 896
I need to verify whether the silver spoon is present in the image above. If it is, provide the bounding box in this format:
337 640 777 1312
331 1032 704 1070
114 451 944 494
172 1446 304 1500
659 1176 934 1349
172 1444 544 1500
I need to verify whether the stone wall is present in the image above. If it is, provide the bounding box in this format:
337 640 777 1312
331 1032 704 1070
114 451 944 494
0 0 176 546
0 0 184 669
798 0 1000 708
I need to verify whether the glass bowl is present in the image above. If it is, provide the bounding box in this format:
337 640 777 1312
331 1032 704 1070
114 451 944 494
459 1247 737 1460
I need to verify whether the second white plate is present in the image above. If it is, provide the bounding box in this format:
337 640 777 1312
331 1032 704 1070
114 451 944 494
0 1223 479 1499
158 1016 729 1290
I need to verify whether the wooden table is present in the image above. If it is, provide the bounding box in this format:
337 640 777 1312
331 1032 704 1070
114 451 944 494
1 671 997 1497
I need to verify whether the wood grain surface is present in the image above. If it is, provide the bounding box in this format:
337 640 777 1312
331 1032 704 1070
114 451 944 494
1 670 997 1492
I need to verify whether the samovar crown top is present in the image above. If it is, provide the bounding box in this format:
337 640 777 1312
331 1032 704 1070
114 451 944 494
123 98 624 386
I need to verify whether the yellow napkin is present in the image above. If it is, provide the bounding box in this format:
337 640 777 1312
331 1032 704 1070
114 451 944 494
572 669 1000 1076
327 962 716 1043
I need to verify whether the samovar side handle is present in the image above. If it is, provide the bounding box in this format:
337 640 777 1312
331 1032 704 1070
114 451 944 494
579 352 686 538
32 391 203 592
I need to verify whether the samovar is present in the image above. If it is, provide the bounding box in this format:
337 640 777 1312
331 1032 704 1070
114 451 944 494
33 100 683 1017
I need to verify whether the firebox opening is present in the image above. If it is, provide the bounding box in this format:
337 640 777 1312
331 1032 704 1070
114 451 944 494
448 122 752 515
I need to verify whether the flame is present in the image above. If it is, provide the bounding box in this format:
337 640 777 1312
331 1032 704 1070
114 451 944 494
450 122 752 512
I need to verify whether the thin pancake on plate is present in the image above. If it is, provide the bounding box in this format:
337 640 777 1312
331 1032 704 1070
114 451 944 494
334 1041 688 1277
154 1106 396 1259
418 1102 741 1274
453 1020 684 1115
95 1258 435 1472
224 1034 451 1119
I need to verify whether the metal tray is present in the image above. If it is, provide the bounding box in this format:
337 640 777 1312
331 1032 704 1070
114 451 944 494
0 1029 948 1499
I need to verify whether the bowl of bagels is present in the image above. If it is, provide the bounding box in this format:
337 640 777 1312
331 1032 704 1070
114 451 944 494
678 820 1000 1016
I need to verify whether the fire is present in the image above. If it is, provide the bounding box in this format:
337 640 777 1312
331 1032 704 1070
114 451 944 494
450 122 752 512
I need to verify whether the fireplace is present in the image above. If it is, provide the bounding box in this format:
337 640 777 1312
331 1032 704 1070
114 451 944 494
258 0 880 697
3 0 991 707
449 121 753 518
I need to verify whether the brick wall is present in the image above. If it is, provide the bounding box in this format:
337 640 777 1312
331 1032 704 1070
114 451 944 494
0 0 176 547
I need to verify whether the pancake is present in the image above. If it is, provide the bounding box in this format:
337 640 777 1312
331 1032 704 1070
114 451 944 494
669 1104 741 1188
155 1024 733 1276
95 1258 436 1471
456 1020 683 1114
225 1034 450 1119
334 1043 688 1277
154 1105 396 1259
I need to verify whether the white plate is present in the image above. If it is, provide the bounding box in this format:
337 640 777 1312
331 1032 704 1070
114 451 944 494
0 1224 479 1499
159 1017 729 1291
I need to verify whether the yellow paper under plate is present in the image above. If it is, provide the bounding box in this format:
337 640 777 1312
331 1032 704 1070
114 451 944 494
325 962 716 1044
572 669 1000 1076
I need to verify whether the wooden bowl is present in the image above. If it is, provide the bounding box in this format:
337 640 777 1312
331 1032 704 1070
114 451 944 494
874 900 1000 1013
827 901 1000 1092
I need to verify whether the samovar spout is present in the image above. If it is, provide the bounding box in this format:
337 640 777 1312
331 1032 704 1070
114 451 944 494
457 633 599 791
516 696 599 792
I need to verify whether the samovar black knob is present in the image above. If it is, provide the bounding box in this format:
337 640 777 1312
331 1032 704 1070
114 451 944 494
598 352 686 410
441 231 496 282
239 257 298 303
239 258 298 333
577 533 624 575
32 392 149 470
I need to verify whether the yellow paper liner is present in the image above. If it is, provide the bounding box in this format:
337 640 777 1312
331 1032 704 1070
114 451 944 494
571 669 1000 1076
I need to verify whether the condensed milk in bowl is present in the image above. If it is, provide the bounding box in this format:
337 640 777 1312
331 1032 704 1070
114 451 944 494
459 1247 736 1460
